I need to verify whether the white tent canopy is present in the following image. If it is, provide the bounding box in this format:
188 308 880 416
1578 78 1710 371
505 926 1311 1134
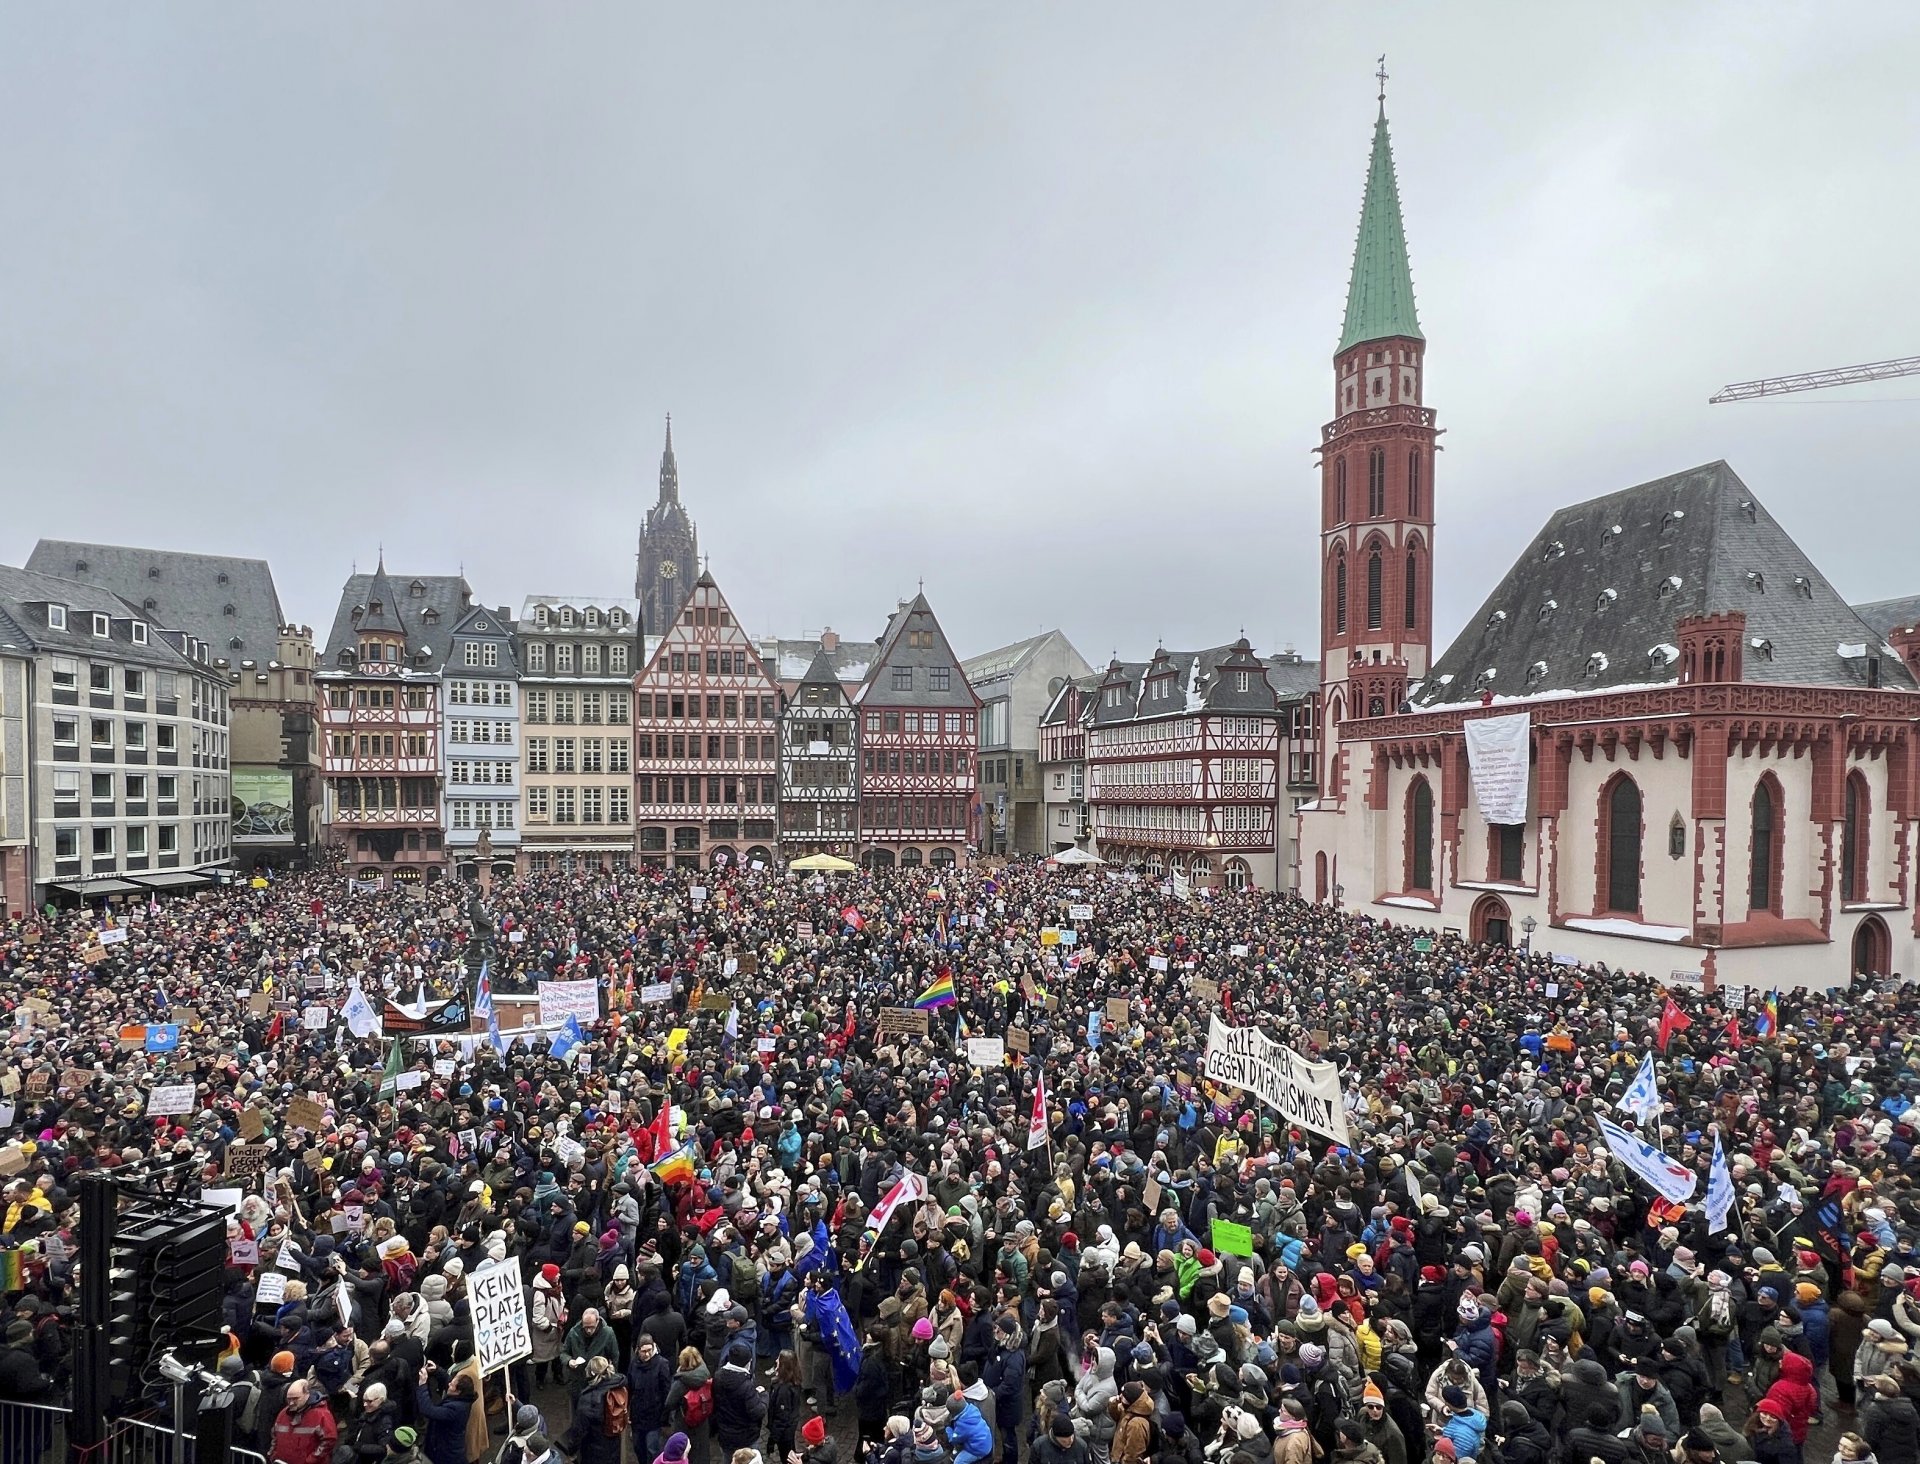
1047 847 1105 865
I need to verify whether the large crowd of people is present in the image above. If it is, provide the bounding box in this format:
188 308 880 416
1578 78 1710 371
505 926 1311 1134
1 858 1917 1464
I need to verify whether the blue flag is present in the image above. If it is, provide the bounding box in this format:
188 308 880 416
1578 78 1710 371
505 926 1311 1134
550 1014 585 1060
1616 1052 1662 1124
805 1285 863 1394
1705 1129 1735 1234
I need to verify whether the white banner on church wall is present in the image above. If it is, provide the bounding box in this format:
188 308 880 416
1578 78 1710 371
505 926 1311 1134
1464 711 1531 827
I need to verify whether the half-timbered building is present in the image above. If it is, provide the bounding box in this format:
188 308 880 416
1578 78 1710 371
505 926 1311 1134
778 645 859 857
852 593 979 869
1085 640 1314 890
317 562 470 881
631 570 781 870
1038 676 1100 855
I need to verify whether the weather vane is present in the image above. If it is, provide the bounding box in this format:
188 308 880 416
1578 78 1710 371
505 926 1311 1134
1376 54 1388 105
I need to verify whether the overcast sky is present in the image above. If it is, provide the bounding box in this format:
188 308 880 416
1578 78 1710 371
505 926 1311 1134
5 7 1918 667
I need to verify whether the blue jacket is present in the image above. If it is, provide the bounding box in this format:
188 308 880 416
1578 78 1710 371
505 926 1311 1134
414 1386 474 1464
946 1400 994 1461
1799 1296 1830 1369
1452 1312 1497 1391
1439 1409 1487 1462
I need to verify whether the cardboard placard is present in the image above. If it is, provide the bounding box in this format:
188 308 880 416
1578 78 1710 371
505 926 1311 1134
1229 944 1249 958
81 947 106 965
24 1071 52 1100
248 992 271 1015
1143 1177 1162 1215
1105 997 1130 1026
22 996 52 1015
698 993 732 1012
226 1143 271 1177
59 1068 93 1095
879 1007 927 1039
965 1037 1006 1067
285 1096 327 1133
1039 927 1061 947
1191 976 1221 1004
1007 1027 1031 1054
238 1108 267 1140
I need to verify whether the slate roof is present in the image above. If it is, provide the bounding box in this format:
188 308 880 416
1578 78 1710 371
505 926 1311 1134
1040 674 1103 729
796 645 850 692
319 570 475 674
0 563 205 671
1087 643 1319 726
26 539 287 665
763 638 872 686
450 604 521 676
854 593 978 709
1337 108 1424 353
1414 460 1917 707
1852 594 1920 639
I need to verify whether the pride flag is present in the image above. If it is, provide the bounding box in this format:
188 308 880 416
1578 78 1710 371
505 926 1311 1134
650 1142 696 1187
914 973 956 1010
1756 992 1779 1038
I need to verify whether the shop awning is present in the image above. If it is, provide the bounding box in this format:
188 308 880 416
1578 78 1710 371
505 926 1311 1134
52 877 144 896
124 870 214 889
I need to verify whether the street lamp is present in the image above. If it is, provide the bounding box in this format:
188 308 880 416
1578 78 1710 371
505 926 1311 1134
1332 881 1344 906
1521 914 1537 952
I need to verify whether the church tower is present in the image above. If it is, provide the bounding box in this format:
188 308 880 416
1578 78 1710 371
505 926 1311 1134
635 415 699 638
1317 88 1436 791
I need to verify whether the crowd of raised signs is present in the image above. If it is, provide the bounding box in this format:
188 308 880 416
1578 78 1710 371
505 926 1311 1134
0 859 1918 1464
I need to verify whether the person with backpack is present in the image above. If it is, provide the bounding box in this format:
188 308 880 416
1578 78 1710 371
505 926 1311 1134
667 1344 716 1464
713 1341 772 1458
561 1355 630 1464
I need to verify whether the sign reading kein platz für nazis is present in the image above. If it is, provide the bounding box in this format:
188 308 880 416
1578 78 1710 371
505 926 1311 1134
1202 1015 1350 1147
470 1255 532 1373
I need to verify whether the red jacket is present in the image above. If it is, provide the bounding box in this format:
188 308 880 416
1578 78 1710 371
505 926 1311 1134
1764 1352 1820 1444
270 1400 337 1464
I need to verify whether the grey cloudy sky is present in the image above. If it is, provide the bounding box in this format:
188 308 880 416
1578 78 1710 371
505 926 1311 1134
5 6 1918 666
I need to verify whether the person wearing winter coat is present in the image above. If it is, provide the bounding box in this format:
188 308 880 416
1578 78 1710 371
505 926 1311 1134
1565 1402 1635 1464
665 1348 714 1464
1354 1382 1405 1464
1151 1414 1200 1464
630 1334 678 1463
1863 1376 1920 1464
1497 1400 1552 1464
1032 1417 1090 1464
345 1383 398 1464
1107 1383 1157 1464
1435 1386 1487 1463
1747 1399 1803 1464
272 1381 340 1464
1072 1347 1119 1464
1271 1399 1315 1464
1858 1322 1912 1393
565 1310 622 1401
1617 1359 1684 1438
529 1266 567 1386
1834 1295 1874 1414
1449 1297 1498 1400
1766 1350 1821 1445
1697 1405 1757 1463
411 1369 475 1464
985 1321 1030 1461
714 1343 771 1456
945 1392 996 1464
562 1357 631 1464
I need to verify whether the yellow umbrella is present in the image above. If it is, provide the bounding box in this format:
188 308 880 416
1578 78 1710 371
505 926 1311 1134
788 853 858 872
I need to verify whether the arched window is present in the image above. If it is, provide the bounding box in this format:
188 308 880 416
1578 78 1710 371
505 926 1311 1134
1333 552 1348 635
1335 457 1348 523
1366 549 1384 629
1843 770 1870 904
1603 775 1642 913
1750 775 1782 914
1407 777 1434 890
1404 550 1420 629
1223 857 1252 891
1408 449 1423 516
1367 448 1386 517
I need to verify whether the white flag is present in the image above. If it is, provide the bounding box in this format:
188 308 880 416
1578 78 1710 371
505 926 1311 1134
867 1168 926 1234
1595 1115 1698 1205
1705 1129 1736 1234
1616 1052 1662 1124
1028 1073 1049 1151
341 980 382 1039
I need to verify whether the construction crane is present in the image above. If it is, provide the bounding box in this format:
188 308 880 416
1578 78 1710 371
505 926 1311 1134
1710 354 1920 403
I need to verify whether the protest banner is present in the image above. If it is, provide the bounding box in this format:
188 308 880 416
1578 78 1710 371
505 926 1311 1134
537 979 600 1027
1202 1014 1351 1146
470 1255 532 1373
1191 976 1221 1004
146 1083 196 1117
640 982 673 1005
225 1143 271 1177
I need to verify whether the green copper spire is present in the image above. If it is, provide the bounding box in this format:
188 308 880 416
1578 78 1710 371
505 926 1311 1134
1336 106 1424 354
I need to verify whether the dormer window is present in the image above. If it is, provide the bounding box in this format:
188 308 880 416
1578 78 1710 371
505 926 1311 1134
422 607 439 624
609 610 624 627
229 636 243 650
1649 644 1677 670
91 613 110 638
1792 575 1813 598
1486 609 1508 630
1526 661 1549 688
132 622 148 645
147 566 160 579
48 605 67 631
1659 576 1683 597
1536 598 1558 623
1661 510 1686 531
1474 668 1497 691
1585 652 1609 679
585 608 600 627
1738 499 1757 523
217 571 229 584
535 606 550 626
1596 588 1618 612
1542 540 1565 562
223 603 236 616
409 580 426 598
1751 637 1774 661
560 607 575 626
369 600 383 615
1746 571 1765 593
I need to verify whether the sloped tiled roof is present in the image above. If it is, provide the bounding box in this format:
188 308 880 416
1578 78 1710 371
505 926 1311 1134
763 638 872 687
1087 643 1317 726
0 563 204 670
855 593 977 709
1040 673 1103 729
320 571 474 673
1852 593 1920 640
27 538 286 664
1415 460 1916 706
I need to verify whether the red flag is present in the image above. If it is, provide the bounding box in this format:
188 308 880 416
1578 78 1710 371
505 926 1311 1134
1723 1015 1742 1050
1028 1072 1049 1151
1657 997 1692 1052
644 1096 674 1163
841 906 865 931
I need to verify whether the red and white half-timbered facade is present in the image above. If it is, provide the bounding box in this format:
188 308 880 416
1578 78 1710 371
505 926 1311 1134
853 593 979 869
631 570 781 870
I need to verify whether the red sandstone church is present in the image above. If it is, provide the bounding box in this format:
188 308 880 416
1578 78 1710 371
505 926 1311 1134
1297 100 1920 992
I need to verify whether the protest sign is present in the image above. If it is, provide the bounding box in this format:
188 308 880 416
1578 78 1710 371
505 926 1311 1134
1105 997 1130 1026
756 1036 776 1056
1007 1027 1030 1054
238 1108 266 1140
1147 954 1169 972
879 1007 926 1039
227 1236 261 1267
640 981 673 1005
302 1006 328 1029
146 1083 196 1117
1209 1218 1255 1257
255 1272 287 1308
1191 976 1221 1004
1068 904 1094 922
965 1037 1006 1067
470 1255 532 1373
286 1096 327 1133
99 926 128 946
537 979 600 1027
225 1143 271 1178
1202 1014 1351 1146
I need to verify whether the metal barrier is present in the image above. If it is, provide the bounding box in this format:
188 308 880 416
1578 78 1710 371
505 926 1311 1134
94 1414 270 1464
0 1399 69 1464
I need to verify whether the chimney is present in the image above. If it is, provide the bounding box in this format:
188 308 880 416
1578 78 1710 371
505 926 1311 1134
819 626 840 652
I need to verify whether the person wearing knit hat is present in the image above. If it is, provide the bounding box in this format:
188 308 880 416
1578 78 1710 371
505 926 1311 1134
800 1417 829 1449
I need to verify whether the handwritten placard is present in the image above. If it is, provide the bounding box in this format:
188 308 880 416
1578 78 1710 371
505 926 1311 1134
878 1007 927 1039
1007 1027 1031 1054
285 1096 327 1133
1105 997 1131 1026
226 1143 271 1177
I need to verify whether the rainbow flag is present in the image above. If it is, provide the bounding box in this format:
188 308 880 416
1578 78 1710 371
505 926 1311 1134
650 1142 696 1187
914 973 956 1010
1756 992 1779 1039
